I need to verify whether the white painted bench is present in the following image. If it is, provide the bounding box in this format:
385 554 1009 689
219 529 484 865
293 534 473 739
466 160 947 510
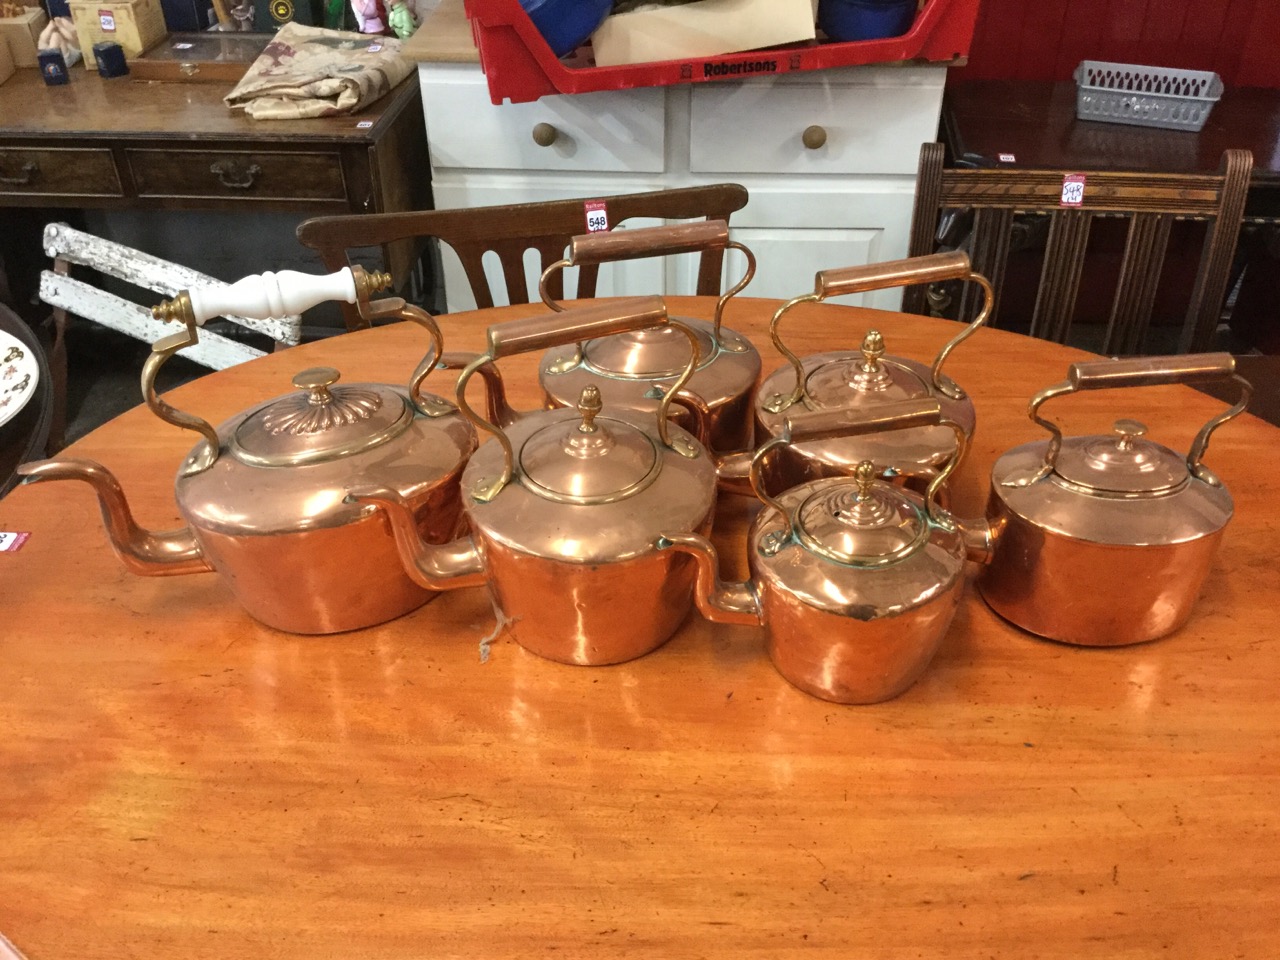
39 222 303 369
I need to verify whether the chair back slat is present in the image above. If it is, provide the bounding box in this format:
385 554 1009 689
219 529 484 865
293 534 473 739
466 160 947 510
906 145 1253 353
296 184 750 329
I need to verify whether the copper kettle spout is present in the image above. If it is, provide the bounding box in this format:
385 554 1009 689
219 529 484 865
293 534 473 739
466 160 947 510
657 532 761 627
16 459 211 576
344 486 487 590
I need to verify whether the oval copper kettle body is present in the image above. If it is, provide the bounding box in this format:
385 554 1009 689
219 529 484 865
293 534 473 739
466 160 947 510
752 251 994 499
19 266 479 635
536 220 762 452
351 298 719 666
976 352 1251 647
661 397 973 704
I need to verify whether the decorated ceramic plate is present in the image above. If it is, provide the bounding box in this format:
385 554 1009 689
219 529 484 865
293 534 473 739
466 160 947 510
0 328 40 430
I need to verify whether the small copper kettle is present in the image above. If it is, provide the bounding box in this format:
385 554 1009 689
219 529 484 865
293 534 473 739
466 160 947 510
661 397 970 704
19 267 478 635
972 353 1252 646
752 251 993 498
536 220 761 451
351 298 719 666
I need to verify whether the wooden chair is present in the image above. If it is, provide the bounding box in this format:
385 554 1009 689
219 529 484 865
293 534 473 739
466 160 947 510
295 183 751 330
38 222 302 449
903 142 1253 354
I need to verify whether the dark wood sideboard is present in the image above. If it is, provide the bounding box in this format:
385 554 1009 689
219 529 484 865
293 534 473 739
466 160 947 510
0 68 430 315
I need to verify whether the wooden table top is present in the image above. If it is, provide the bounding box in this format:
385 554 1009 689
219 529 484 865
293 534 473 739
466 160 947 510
943 78 1280 184
0 68 419 142
2 297 1278 958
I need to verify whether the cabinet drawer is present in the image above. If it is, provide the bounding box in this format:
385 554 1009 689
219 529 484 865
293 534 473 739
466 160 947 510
126 149 347 201
0 147 122 198
689 67 945 176
421 64 665 174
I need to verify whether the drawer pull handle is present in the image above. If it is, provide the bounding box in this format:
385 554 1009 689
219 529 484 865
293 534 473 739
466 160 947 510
210 159 262 190
802 125 828 150
0 161 38 186
531 123 559 148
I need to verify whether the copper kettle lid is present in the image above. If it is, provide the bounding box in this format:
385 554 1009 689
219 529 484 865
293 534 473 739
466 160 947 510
803 330 934 408
518 386 661 504
580 321 718 380
1052 419 1188 495
793 462 928 565
232 367 414 467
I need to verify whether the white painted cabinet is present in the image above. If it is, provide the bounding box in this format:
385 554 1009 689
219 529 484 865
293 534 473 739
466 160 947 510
418 61 946 313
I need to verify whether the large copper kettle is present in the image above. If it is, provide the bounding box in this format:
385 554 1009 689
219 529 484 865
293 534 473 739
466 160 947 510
660 398 969 704
751 251 993 497
536 220 761 451
351 298 718 666
18 267 478 635
971 353 1252 647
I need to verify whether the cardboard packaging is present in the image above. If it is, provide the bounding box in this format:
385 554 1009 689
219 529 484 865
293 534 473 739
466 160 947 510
0 31 14 84
68 0 165 68
591 0 817 68
0 6 48 68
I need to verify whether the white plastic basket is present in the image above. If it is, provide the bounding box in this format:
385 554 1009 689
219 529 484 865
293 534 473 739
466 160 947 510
1074 60 1223 132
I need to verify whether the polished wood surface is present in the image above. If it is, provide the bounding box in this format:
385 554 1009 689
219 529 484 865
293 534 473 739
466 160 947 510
943 80 1280 191
2 297 1278 958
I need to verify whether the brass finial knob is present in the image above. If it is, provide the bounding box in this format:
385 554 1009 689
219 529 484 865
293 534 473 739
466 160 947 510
352 265 394 304
854 460 878 500
577 384 603 433
860 330 885 371
1113 418 1147 451
151 290 194 325
293 366 340 404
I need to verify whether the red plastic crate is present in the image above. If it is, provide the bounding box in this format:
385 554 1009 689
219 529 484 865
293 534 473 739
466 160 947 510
464 0 983 104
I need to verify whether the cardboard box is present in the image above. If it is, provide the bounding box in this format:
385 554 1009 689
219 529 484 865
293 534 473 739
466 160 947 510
68 0 166 67
591 0 816 68
0 6 48 68
0 30 14 84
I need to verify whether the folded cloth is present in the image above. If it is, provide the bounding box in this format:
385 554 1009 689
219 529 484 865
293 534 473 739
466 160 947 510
224 22 413 121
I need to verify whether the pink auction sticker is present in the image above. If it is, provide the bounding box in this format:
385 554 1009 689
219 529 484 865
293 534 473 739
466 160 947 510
0 532 31 553
1061 174 1087 207
584 201 609 233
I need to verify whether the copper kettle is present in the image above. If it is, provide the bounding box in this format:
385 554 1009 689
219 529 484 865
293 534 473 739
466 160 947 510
18 267 478 635
660 397 970 704
751 251 993 498
536 220 761 451
350 298 719 666
972 353 1252 647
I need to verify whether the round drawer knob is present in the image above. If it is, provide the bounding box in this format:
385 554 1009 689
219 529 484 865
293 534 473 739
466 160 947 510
802 125 828 150
532 123 559 148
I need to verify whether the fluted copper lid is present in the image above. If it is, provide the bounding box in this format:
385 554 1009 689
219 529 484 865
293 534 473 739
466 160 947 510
581 322 715 379
231 367 413 467
1052 419 1188 495
793 463 928 565
517 386 661 504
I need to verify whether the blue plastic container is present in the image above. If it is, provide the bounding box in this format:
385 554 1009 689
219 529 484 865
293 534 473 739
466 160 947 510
818 0 916 42
520 0 614 57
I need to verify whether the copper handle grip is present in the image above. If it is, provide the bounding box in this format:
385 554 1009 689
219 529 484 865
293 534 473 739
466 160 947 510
815 251 971 299
783 398 943 444
485 297 668 359
1067 353 1236 389
564 221 731 266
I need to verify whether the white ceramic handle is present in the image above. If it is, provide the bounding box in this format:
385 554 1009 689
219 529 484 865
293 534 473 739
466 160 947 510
187 268 357 325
